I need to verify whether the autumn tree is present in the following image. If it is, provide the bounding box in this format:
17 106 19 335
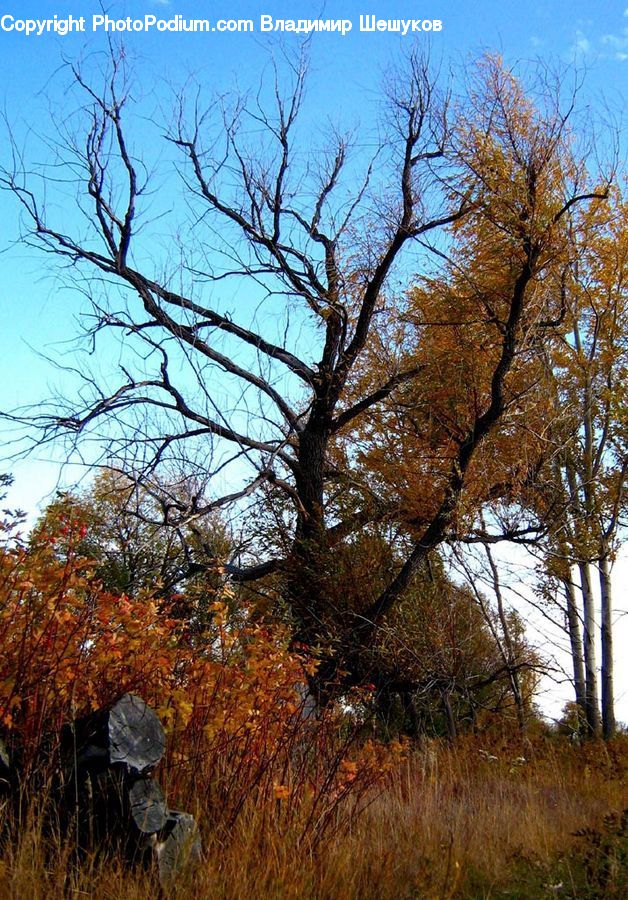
33 469 231 630
518 185 627 738
561 190 626 739
1 50 614 701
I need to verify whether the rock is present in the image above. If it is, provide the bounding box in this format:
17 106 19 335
63 693 166 776
128 776 168 835
154 810 202 887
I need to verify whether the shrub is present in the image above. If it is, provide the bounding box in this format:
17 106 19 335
0 510 403 846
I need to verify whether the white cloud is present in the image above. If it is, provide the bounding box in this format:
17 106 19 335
570 30 591 58
601 26 628 61
568 21 628 63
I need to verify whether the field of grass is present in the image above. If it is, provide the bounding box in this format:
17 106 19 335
1 733 626 899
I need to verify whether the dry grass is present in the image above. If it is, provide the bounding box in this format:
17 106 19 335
1 733 626 899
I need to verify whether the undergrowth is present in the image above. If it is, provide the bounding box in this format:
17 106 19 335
1 733 626 898
1 505 626 897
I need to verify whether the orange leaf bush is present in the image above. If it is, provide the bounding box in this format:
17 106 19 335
0 512 404 842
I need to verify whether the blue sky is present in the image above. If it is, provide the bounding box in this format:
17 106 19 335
2 1 626 492
2 1 626 413
1 2 626 129
0 2 627 719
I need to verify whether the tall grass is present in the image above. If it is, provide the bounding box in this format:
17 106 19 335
2 732 626 898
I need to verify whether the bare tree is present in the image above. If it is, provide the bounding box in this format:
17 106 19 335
453 541 530 733
1 50 613 701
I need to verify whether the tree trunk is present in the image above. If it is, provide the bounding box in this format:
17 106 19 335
289 418 347 704
578 562 602 737
561 337 602 738
294 425 327 542
290 422 329 622
599 554 616 739
441 692 457 743
562 572 587 723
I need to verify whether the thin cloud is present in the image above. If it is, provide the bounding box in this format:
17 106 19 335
568 21 628 63
601 28 628 61
570 30 591 58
